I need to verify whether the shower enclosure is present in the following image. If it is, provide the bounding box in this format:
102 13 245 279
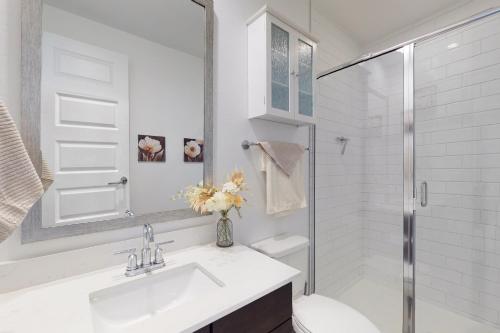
314 7 500 333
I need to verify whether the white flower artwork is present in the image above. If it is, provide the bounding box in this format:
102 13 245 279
184 138 204 162
138 135 165 162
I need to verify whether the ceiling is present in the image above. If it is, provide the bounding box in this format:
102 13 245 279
313 0 472 47
43 0 205 58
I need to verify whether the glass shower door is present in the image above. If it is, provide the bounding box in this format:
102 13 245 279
315 48 406 333
414 13 500 333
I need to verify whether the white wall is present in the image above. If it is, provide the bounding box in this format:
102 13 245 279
43 5 204 214
213 0 308 246
212 0 360 247
0 0 359 291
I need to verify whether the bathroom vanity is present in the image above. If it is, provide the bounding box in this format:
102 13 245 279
195 283 293 333
0 244 299 332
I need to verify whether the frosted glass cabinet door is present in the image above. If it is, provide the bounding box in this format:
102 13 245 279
297 39 313 118
271 23 290 112
247 10 317 125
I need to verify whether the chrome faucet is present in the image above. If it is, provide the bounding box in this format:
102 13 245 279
142 224 154 267
114 224 174 277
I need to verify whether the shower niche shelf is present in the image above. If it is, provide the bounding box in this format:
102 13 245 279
247 6 318 126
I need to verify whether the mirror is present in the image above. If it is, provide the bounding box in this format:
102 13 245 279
20 0 213 242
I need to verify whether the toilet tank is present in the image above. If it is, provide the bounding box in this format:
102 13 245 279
251 234 309 298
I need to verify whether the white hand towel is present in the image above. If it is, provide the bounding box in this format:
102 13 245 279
0 102 50 242
260 150 307 215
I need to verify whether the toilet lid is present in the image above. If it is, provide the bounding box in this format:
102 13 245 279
293 294 380 333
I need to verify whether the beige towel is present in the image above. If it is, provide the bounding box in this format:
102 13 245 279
0 102 52 242
40 157 54 191
260 149 306 215
258 141 305 177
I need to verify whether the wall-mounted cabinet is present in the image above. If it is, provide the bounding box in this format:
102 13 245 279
248 7 318 126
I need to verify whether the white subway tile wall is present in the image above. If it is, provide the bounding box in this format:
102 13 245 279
361 52 404 289
316 50 405 300
315 66 365 296
313 9 364 296
316 13 500 330
415 14 500 327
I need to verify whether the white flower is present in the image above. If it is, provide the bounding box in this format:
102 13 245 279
139 136 162 154
222 181 239 194
204 197 216 212
212 192 231 211
184 140 201 158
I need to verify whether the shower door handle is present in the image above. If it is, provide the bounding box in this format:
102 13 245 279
420 181 428 207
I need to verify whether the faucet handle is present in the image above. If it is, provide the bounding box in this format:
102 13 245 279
114 248 136 255
114 248 138 272
157 240 175 247
154 240 174 265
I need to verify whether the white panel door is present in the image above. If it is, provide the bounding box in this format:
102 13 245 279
41 32 129 227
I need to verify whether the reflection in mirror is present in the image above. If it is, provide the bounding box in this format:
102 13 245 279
40 0 205 227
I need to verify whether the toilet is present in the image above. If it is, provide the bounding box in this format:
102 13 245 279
251 234 380 333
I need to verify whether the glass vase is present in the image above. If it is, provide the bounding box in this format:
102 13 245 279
216 213 233 248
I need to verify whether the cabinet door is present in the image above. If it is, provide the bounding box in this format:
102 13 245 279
268 17 294 120
193 326 210 333
212 283 292 333
295 36 315 123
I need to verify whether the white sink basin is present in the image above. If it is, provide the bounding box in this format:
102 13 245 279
89 263 224 332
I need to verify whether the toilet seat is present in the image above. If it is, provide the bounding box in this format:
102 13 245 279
292 294 380 333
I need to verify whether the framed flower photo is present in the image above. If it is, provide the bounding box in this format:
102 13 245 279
184 138 204 163
138 135 165 162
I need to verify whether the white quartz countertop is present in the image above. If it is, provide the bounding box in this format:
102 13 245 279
0 244 299 333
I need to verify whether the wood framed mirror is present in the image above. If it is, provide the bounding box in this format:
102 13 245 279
20 0 214 243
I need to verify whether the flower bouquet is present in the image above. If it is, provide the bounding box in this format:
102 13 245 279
180 170 246 247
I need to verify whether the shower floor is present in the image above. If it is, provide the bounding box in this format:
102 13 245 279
330 278 500 333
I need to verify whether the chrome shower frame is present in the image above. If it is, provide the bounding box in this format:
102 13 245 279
318 7 500 79
315 7 500 333
402 43 415 333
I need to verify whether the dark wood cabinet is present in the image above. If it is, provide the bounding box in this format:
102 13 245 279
271 319 293 333
193 283 293 333
193 326 211 333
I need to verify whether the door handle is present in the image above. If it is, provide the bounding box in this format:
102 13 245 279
420 181 428 207
108 176 128 185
